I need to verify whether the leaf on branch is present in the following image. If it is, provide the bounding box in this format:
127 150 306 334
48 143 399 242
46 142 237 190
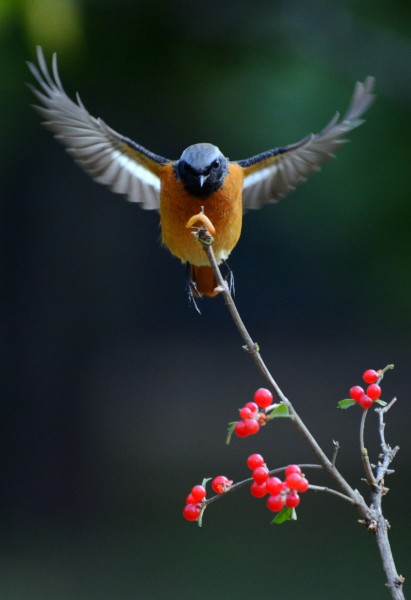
338 398 357 409
272 506 294 525
374 399 387 407
268 403 290 420
226 421 237 445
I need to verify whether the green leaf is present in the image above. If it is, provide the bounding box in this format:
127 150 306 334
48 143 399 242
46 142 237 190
272 507 293 525
375 398 387 406
338 398 356 409
268 403 290 420
226 421 237 445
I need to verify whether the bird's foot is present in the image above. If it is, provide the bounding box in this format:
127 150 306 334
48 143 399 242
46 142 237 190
222 260 235 296
185 266 202 314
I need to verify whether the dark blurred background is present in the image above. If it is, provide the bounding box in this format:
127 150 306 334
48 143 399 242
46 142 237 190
1 0 410 598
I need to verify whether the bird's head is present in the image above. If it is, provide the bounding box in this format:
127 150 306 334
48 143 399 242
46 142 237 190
176 143 228 198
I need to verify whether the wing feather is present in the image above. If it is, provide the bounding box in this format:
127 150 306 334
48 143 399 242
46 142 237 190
28 46 172 210
239 77 375 210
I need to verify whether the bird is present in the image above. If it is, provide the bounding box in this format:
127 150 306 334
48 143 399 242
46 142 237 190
27 46 375 301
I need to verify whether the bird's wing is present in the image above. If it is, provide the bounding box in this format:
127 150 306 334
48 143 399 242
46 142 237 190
237 77 375 210
27 46 171 210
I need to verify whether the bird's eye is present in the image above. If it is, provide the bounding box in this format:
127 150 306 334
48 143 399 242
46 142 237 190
212 159 220 169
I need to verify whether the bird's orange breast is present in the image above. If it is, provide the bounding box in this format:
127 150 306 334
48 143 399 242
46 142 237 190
159 163 244 266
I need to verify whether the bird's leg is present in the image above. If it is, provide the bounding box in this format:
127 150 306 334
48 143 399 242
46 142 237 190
186 264 202 314
222 260 235 297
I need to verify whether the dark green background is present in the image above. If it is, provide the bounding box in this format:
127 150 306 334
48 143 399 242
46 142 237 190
2 0 410 598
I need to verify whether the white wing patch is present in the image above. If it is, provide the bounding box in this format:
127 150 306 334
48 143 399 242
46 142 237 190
109 150 160 190
242 165 274 190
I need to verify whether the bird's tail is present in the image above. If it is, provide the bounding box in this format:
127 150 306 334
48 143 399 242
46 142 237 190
190 265 219 297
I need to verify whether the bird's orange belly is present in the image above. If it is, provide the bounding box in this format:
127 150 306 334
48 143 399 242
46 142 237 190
159 163 244 266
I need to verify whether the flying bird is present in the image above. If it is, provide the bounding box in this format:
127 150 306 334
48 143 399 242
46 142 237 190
28 46 375 300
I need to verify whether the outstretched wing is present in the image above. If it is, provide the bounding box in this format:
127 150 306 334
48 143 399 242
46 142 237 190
238 77 375 210
27 46 172 210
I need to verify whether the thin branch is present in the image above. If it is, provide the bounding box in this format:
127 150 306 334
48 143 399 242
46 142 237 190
203 464 323 505
308 484 355 505
197 234 405 599
200 238 373 520
378 397 398 454
332 440 340 467
370 398 405 600
359 408 378 488
202 464 354 507
375 398 400 485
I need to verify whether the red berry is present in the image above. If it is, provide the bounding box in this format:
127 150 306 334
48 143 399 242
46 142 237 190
266 494 285 512
363 369 379 384
252 466 269 484
239 406 252 420
183 503 201 521
211 475 233 494
244 418 260 435
285 472 303 490
247 453 265 470
266 476 282 496
185 493 196 504
297 477 309 493
253 388 273 409
245 401 259 413
349 385 365 401
190 485 206 502
234 421 249 438
250 481 267 498
358 394 373 409
286 491 300 508
285 464 302 477
366 383 381 400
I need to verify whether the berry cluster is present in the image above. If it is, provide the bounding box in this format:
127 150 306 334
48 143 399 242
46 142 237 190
183 476 233 522
247 454 309 517
234 388 274 438
183 483 207 522
340 368 385 410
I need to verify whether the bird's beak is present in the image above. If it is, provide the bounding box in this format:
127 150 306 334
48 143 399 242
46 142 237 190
198 174 209 188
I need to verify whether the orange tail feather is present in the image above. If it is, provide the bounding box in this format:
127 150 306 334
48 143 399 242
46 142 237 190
190 265 219 297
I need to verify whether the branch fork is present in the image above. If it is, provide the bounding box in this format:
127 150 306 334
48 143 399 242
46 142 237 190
192 226 404 599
